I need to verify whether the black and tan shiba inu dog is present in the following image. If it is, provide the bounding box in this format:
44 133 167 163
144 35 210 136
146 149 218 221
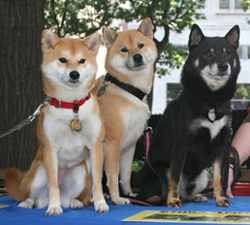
133 24 240 207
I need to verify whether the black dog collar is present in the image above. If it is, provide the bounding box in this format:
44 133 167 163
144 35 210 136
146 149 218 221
100 73 146 101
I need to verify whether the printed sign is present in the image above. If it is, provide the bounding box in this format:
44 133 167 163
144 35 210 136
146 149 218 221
123 210 250 224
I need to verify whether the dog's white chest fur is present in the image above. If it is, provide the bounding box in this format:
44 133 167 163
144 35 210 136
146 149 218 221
191 116 229 140
43 100 100 168
116 91 148 152
121 104 148 151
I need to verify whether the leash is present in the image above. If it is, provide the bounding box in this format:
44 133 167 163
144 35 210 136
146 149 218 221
0 97 50 139
125 197 153 206
126 122 155 207
145 125 157 174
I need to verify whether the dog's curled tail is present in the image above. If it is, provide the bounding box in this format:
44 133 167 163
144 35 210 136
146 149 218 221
4 168 27 201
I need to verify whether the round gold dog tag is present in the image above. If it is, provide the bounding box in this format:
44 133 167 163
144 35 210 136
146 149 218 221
70 119 82 132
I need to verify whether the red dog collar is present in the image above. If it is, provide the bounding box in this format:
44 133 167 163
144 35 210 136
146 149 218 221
49 92 91 113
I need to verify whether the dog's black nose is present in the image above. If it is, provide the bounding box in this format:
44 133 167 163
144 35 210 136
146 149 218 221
133 54 143 63
218 62 228 72
70 71 80 80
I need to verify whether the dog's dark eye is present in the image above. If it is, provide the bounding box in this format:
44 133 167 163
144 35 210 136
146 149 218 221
121 47 128 53
79 59 85 64
223 50 230 57
138 43 144 49
59 57 67 63
204 52 213 58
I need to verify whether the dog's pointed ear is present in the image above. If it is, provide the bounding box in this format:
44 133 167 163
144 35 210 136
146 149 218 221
138 17 154 40
225 25 240 49
83 32 102 56
42 30 60 53
102 26 117 48
188 24 205 51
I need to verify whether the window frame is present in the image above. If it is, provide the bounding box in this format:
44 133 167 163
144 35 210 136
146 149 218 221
218 0 244 12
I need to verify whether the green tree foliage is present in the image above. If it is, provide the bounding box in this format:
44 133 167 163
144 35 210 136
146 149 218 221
45 0 206 74
44 0 121 38
235 84 248 99
167 83 182 100
234 84 250 100
242 0 250 14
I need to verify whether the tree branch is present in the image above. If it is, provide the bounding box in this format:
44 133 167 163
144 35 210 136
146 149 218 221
50 0 60 36
156 24 169 54
155 1 170 54
58 0 70 37
173 1 195 21
146 0 159 16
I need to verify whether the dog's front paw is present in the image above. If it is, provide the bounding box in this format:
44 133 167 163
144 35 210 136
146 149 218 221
167 198 183 208
94 200 109 213
46 206 63 215
112 197 130 205
215 196 231 207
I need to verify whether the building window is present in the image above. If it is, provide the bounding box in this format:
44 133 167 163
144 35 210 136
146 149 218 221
167 84 182 105
219 0 243 10
248 46 250 59
220 0 230 9
237 46 243 59
237 46 250 60
235 0 243 9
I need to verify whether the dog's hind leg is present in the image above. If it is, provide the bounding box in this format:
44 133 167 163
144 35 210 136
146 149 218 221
120 145 137 197
180 170 210 203
60 164 88 209
35 186 49 208
19 162 48 209
155 169 169 205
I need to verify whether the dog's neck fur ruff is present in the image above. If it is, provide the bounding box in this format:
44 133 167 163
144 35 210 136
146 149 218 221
104 73 146 101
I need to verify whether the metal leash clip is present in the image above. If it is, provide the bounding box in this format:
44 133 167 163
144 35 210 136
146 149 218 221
0 97 50 139
145 110 153 134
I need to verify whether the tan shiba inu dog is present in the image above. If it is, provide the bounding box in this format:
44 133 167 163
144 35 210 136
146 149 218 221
93 18 157 204
4 30 109 215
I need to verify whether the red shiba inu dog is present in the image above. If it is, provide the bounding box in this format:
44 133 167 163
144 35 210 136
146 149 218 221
5 30 109 215
93 18 157 204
